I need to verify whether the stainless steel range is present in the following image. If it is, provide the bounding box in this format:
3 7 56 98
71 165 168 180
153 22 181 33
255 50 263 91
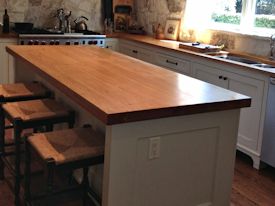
18 30 106 47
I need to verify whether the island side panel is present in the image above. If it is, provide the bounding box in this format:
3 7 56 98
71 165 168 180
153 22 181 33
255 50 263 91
103 109 240 206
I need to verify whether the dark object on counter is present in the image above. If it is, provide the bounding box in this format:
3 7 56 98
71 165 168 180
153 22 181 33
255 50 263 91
74 16 88 32
114 5 132 32
103 0 113 21
14 22 34 32
3 9 10 33
128 26 146 35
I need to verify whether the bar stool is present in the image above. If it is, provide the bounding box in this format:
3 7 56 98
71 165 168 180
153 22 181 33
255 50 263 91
0 82 50 179
0 99 75 205
24 127 104 206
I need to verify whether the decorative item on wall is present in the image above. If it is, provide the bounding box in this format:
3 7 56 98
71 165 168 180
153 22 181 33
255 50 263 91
114 5 132 32
164 19 180 40
166 0 186 13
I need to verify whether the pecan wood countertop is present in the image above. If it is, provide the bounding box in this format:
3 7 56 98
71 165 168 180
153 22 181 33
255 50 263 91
7 45 251 125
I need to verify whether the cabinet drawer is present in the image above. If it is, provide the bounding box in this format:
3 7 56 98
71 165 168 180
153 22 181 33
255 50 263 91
119 44 138 58
156 53 191 75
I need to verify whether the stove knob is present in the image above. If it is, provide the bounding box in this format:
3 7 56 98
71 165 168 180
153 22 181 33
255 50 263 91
41 41 46 45
93 40 98 45
34 40 39 45
88 41 93 45
49 40 55 45
66 41 70 45
74 42 79 45
28 40 34 45
55 40 60 45
20 41 24 45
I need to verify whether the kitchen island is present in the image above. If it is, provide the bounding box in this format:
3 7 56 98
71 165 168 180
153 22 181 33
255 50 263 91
7 45 250 206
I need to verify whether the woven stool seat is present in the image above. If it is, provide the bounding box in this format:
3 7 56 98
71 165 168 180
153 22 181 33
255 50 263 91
3 99 70 121
0 83 48 101
28 128 104 165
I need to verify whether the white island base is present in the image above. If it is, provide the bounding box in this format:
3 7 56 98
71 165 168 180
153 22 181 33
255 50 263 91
103 109 239 206
10 51 243 206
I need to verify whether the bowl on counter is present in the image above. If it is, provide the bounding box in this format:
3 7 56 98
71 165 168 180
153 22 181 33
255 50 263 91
13 22 33 33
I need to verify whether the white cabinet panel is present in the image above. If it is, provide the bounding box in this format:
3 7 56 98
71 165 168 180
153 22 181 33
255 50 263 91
105 38 119 51
228 75 264 151
0 40 17 83
193 63 229 88
119 42 156 64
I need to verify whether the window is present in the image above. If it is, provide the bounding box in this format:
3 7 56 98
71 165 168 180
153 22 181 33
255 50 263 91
184 0 275 37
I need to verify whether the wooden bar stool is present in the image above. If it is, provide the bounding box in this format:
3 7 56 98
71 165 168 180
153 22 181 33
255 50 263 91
0 82 50 179
24 127 104 206
0 99 75 205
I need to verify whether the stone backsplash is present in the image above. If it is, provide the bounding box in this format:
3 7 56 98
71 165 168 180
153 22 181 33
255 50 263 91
0 0 103 32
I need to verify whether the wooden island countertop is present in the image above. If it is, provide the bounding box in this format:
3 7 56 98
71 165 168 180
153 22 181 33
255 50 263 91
7 45 251 125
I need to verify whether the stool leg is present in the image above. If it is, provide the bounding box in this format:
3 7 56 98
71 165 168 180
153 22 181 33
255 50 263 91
45 158 55 205
82 167 89 206
0 105 5 180
68 111 75 129
45 124 53 132
14 119 23 206
24 140 31 205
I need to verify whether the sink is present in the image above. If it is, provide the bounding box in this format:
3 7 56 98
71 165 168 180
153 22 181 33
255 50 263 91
217 54 275 70
252 64 275 69
218 55 260 64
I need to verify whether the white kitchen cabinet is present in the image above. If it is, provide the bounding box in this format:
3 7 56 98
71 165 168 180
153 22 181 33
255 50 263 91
105 38 119 51
155 53 191 75
193 62 266 168
0 39 17 83
119 41 156 64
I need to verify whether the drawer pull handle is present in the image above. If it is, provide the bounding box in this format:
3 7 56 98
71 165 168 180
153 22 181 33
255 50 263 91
223 77 228 81
166 60 178 66
132 50 138 54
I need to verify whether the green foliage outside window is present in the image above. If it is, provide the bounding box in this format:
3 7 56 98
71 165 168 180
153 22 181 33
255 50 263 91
212 13 275 28
211 13 241 25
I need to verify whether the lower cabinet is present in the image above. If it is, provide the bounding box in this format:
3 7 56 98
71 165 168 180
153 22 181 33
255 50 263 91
193 62 266 168
0 39 17 84
119 41 156 64
155 53 191 75
105 38 119 51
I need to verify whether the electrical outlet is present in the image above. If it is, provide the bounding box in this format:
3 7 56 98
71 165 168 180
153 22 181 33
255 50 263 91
149 137 161 160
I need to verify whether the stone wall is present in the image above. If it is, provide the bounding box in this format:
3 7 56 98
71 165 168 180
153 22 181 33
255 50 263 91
135 0 185 35
0 0 104 32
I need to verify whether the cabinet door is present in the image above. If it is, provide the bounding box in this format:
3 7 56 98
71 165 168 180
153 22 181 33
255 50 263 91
156 53 191 75
193 63 229 88
228 75 264 151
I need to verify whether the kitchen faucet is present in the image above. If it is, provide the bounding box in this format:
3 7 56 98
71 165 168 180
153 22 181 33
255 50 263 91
270 34 275 60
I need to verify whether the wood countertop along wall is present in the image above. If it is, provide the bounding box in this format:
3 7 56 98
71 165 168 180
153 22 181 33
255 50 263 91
109 33 275 77
7 45 250 125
